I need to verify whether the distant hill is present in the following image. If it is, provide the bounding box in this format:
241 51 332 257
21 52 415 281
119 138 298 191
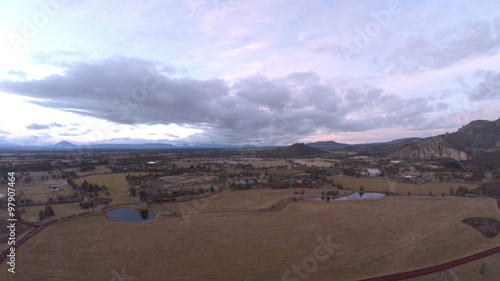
54 141 76 146
337 118 500 162
387 138 420 144
335 138 418 156
307 140 348 149
389 118 500 161
264 143 327 158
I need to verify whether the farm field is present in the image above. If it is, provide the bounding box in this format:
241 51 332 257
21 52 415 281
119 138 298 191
19 202 87 222
13 184 74 203
75 165 111 176
409 251 500 281
292 158 340 167
1 193 498 281
166 188 297 213
330 175 479 195
74 173 147 204
245 159 292 168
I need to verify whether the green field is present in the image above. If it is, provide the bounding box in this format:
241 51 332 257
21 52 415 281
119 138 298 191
74 173 145 204
19 202 87 222
292 158 340 167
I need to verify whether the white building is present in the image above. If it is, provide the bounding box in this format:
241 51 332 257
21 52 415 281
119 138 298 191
366 168 381 176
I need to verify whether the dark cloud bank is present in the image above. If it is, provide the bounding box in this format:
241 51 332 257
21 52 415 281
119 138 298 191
1 56 456 144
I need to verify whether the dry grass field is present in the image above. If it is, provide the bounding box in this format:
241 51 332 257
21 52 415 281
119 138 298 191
167 188 296 213
1 192 498 281
19 202 87 222
330 176 479 195
14 185 74 203
409 251 500 280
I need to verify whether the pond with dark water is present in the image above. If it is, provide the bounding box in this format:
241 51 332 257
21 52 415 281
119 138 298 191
106 208 157 223
183 177 200 182
313 192 385 202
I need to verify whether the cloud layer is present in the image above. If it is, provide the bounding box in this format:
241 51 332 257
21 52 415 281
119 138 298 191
0 56 449 144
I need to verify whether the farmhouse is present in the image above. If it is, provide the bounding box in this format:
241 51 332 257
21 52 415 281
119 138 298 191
366 168 381 176
296 178 318 184
234 179 259 185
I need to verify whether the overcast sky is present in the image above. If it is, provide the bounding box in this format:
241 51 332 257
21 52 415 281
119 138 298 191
1 0 499 146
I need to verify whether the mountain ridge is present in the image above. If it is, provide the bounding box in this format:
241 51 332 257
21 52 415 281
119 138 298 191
263 143 326 158
330 118 500 161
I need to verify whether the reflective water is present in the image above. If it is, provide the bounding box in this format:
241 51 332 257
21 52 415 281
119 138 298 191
313 192 385 201
106 208 157 222
183 177 200 182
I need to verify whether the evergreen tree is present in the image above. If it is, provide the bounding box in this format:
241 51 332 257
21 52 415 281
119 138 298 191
139 190 148 201
81 180 89 191
129 187 137 196
39 210 45 221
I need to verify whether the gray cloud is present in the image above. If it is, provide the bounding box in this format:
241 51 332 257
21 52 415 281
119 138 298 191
26 123 51 130
468 70 500 101
25 122 64 130
7 70 27 80
2 56 446 144
384 18 500 72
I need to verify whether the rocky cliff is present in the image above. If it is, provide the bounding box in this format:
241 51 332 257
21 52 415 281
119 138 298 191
390 138 471 161
389 118 500 161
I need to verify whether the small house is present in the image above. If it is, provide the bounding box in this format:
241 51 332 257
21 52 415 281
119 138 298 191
366 169 381 176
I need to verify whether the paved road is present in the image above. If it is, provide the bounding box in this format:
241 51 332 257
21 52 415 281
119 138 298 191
360 245 500 281
361 199 500 281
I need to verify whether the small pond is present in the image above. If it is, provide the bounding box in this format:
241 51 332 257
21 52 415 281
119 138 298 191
183 177 200 182
106 208 157 223
313 192 385 202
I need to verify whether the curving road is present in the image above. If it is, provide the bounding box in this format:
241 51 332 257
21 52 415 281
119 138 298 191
361 199 500 281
